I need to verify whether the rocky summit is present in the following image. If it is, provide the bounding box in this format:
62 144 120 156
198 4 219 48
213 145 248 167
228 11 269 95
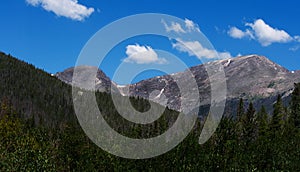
56 55 300 116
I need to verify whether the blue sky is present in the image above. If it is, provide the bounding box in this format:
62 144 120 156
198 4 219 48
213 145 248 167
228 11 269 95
1 0 300 84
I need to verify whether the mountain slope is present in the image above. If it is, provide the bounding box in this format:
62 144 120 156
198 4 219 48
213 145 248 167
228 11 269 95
0 52 178 130
0 52 76 127
220 55 297 98
56 55 300 115
55 66 119 93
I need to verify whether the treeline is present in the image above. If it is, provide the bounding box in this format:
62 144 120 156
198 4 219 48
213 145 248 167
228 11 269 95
1 84 300 171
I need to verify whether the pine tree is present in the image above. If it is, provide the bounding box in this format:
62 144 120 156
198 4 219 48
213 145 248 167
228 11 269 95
242 102 256 142
245 102 257 140
257 105 269 136
236 98 244 121
271 95 285 133
235 98 245 141
290 83 300 128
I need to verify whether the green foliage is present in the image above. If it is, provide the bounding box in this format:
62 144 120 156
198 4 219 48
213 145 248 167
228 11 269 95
271 95 285 134
290 83 300 128
1 52 300 171
0 52 76 128
0 103 56 171
257 105 269 136
236 98 245 121
241 102 257 143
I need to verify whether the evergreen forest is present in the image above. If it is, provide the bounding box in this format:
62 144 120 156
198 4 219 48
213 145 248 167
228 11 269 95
1 52 300 171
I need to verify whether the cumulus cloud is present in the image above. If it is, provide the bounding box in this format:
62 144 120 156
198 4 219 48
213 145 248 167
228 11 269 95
246 19 293 46
26 0 94 21
228 27 253 39
162 19 186 33
184 19 200 32
162 18 200 34
123 44 167 64
172 39 231 59
228 19 294 46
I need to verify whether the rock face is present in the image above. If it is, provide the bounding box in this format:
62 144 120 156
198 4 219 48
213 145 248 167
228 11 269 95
55 66 119 93
221 55 294 98
56 55 300 115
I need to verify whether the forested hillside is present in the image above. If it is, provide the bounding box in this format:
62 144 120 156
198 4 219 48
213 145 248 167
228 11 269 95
0 52 76 127
0 52 300 171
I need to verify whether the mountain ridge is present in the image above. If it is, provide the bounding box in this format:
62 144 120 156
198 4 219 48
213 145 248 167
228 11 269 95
56 54 300 114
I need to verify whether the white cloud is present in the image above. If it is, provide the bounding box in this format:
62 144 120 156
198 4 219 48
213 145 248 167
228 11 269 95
162 19 200 34
26 0 94 21
162 19 186 33
290 36 300 51
27 0 39 6
228 27 253 39
123 44 167 64
289 45 300 52
246 19 293 46
218 52 232 59
172 39 231 59
294 35 300 42
228 19 294 46
184 19 200 32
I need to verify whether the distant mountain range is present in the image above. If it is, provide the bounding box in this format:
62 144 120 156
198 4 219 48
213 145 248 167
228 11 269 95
56 55 300 116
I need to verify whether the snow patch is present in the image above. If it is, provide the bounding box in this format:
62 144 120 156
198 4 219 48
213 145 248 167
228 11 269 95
117 85 127 88
291 71 295 74
224 59 231 67
117 85 128 96
95 78 102 85
154 88 165 99
243 54 256 58
119 91 126 96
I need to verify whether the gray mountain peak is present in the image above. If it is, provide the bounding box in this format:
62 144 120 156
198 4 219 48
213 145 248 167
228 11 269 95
56 55 300 115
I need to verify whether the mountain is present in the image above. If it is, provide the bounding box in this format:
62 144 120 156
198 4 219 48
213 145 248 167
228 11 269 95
219 55 298 98
56 55 300 115
0 52 177 129
1 52 300 171
55 66 120 93
0 52 181 170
